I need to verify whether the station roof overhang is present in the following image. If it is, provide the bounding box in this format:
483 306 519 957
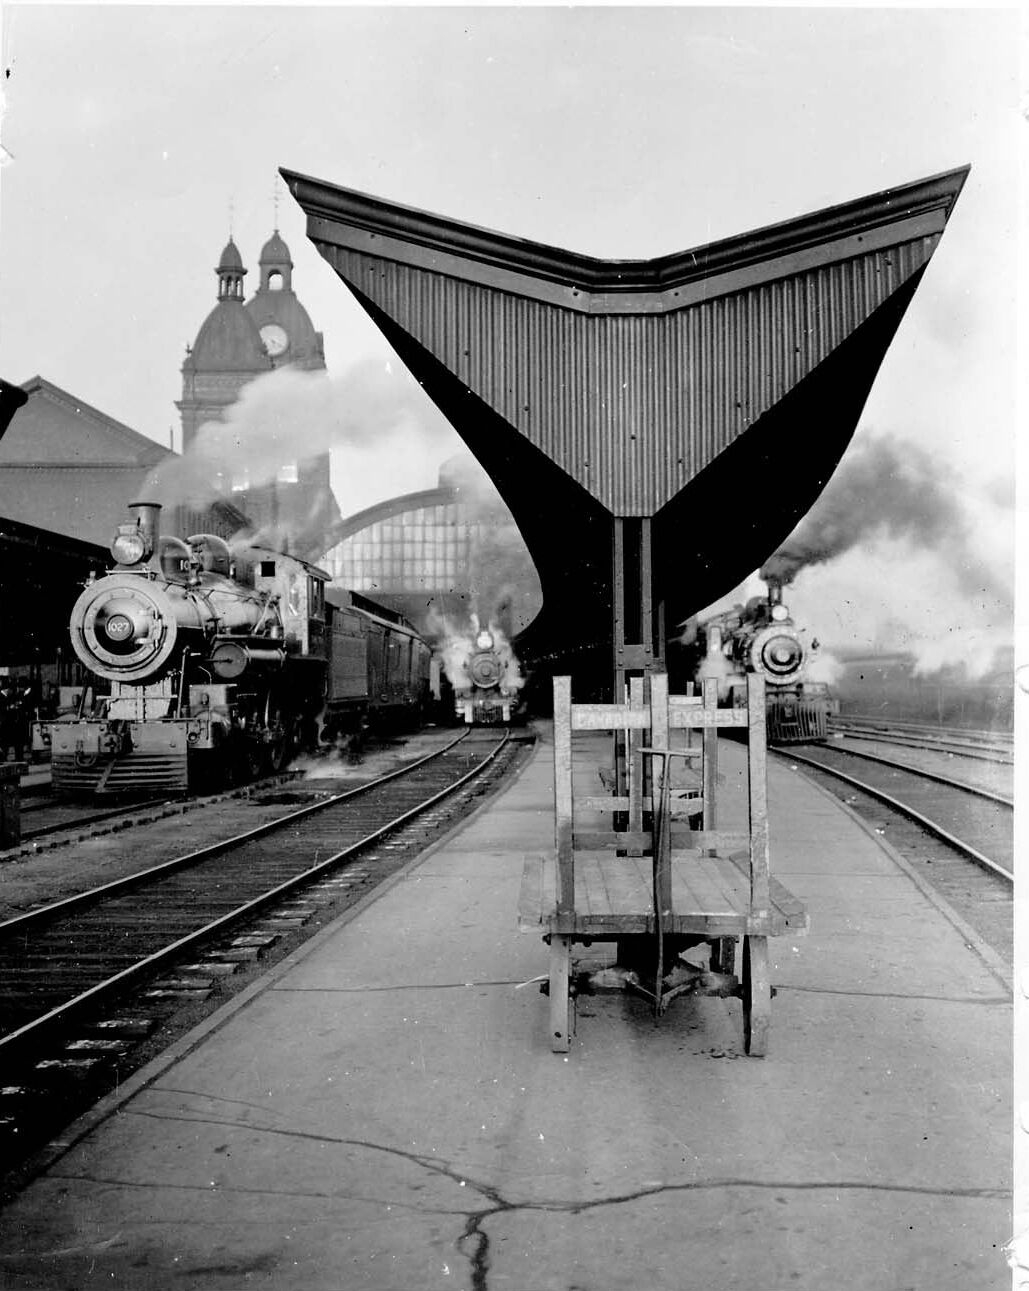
284 165 968 667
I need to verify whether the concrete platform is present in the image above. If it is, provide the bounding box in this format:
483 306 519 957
0 727 1011 1290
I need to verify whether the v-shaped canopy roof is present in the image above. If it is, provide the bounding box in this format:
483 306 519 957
285 166 967 671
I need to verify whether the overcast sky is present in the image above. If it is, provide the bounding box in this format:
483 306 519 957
0 5 1020 664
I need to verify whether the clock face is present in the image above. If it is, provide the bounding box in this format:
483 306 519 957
260 324 288 357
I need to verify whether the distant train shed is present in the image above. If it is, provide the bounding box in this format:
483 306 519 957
0 516 108 684
285 166 968 694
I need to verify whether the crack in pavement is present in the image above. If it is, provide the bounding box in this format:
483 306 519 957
776 984 1011 1004
49 1102 1007 1291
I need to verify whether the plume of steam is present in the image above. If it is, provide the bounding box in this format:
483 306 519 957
423 606 526 693
695 645 739 703
440 452 542 634
760 431 1007 609
805 649 843 686
143 361 459 546
753 429 1012 681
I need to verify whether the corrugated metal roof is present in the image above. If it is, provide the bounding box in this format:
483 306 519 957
285 167 967 517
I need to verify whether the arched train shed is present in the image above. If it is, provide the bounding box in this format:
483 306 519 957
284 166 968 697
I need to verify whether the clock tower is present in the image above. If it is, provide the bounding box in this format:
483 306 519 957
177 237 272 455
246 230 325 372
176 230 337 554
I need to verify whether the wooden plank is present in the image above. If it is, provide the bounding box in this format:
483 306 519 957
580 796 632 812
670 829 749 851
669 708 748 728
574 830 652 851
572 707 652 730
692 856 752 913
747 673 771 916
671 859 747 916
579 853 609 918
595 855 652 914
553 677 575 917
724 855 810 933
549 936 572 1052
702 677 719 856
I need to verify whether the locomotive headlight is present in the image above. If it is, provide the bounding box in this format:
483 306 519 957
771 603 789 622
475 630 494 650
110 531 147 565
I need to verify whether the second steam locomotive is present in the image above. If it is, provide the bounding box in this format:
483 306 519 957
683 583 837 744
48 502 432 794
448 623 524 725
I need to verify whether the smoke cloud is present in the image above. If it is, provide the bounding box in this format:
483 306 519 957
143 360 460 546
439 453 542 635
730 428 1013 681
760 431 1008 611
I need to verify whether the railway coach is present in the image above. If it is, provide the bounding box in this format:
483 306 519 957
47 502 432 794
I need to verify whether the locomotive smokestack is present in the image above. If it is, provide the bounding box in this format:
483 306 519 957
128 502 162 558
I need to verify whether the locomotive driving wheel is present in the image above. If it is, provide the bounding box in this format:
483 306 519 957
262 693 292 773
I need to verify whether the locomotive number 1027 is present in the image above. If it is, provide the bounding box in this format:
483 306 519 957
47 501 432 795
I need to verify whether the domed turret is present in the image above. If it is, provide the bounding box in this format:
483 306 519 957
257 231 293 292
183 237 269 374
216 238 246 301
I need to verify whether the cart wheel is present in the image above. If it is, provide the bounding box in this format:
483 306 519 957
742 935 770 1057
549 935 572 1053
710 937 736 975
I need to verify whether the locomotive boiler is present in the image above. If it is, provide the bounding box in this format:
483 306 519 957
48 502 431 794
683 583 837 744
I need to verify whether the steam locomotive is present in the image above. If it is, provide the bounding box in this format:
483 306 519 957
450 624 525 725
683 584 837 744
47 502 432 795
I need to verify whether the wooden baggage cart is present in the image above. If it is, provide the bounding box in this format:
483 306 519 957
519 672 808 1054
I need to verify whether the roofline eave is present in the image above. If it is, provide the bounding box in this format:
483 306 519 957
282 164 970 298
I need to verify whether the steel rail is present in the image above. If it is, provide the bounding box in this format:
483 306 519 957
809 744 1013 807
0 729 471 938
830 718 1012 763
0 728 505 1059
18 799 180 840
775 747 1013 883
834 715 1012 742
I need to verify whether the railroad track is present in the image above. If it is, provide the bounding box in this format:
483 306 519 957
16 794 183 844
773 739 1012 984
830 715 1013 764
774 742 1013 880
0 726 524 1183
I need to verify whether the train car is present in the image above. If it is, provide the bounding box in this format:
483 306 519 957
47 502 431 795
449 624 524 725
682 583 837 744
